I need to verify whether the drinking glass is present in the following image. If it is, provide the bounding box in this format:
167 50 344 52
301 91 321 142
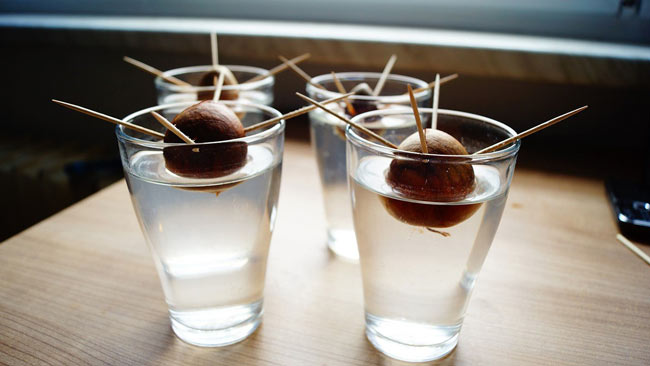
306 72 431 260
155 65 274 106
117 100 285 347
347 108 520 361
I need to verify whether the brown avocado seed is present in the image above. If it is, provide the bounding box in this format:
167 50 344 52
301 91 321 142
163 100 247 178
381 129 481 228
196 70 239 101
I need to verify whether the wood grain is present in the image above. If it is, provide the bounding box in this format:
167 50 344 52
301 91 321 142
1 140 649 365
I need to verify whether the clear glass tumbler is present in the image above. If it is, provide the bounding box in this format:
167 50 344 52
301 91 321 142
347 108 520 362
306 72 431 260
117 101 285 347
155 65 274 106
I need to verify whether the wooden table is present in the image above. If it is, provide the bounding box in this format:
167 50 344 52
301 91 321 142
1 140 649 365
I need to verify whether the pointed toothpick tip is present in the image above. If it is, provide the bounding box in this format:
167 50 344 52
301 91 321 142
242 52 312 84
373 54 398 96
431 73 441 129
280 54 325 90
444 73 459 81
122 55 191 87
473 105 589 154
210 32 219 68
52 99 165 138
616 234 650 266
411 73 459 94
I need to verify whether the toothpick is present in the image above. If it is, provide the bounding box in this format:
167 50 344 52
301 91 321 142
407 85 427 154
350 82 374 95
214 64 239 86
373 54 397 96
474 105 588 154
279 55 326 90
243 53 311 84
213 72 226 101
431 73 440 130
296 92 398 149
331 72 356 116
151 112 194 144
411 73 459 94
210 32 219 69
52 99 165 138
244 92 354 133
123 56 192 87
616 234 650 266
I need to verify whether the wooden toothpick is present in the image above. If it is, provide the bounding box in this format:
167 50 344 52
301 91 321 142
350 82 374 95
331 72 356 116
150 112 194 144
616 234 650 266
52 99 165 138
474 105 588 154
123 56 191 87
296 92 398 149
407 85 427 154
279 55 326 90
373 54 397 96
213 72 226 101
411 73 459 94
214 64 239 86
244 92 354 133
210 32 219 69
243 53 311 84
431 73 440 130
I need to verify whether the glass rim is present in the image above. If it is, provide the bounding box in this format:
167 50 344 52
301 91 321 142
155 65 274 92
347 108 521 162
307 72 430 103
117 100 285 148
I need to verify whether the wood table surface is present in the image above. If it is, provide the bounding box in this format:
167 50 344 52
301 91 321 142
1 139 649 366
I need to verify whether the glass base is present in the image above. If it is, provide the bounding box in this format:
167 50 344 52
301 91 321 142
169 300 263 347
327 228 359 261
365 313 460 362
